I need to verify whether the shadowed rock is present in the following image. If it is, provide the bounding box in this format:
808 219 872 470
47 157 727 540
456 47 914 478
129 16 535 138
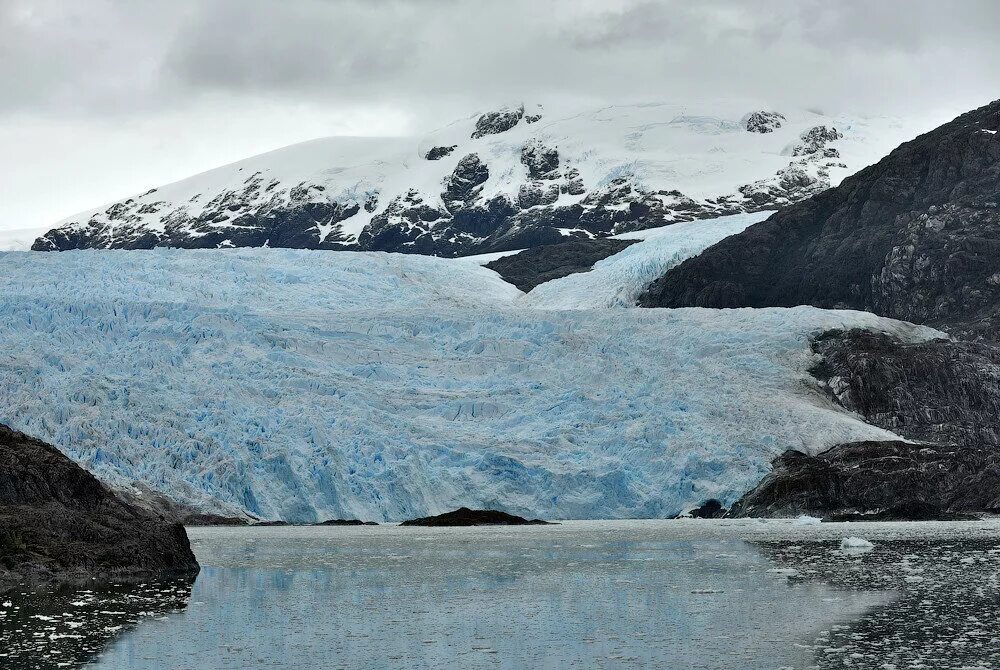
730 328 1000 519
400 507 550 526
687 499 728 519
0 425 200 592
729 441 1000 519
485 238 638 292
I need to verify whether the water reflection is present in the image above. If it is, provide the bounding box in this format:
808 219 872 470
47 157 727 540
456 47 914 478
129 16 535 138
89 524 884 670
754 536 1000 668
0 578 194 670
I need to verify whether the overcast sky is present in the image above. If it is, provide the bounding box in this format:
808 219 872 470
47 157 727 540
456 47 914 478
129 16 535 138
1 0 998 232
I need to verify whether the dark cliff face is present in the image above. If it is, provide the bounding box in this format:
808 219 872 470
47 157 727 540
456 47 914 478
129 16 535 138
0 424 200 591
810 330 1000 445
639 99 1000 340
730 329 1000 518
729 440 1000 519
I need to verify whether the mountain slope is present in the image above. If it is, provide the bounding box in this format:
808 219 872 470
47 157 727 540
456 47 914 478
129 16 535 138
636 99 1000 518
32 102 912 257
639 99 1000 340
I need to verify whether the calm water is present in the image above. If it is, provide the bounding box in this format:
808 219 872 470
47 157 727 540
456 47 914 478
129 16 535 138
4 519 1000 669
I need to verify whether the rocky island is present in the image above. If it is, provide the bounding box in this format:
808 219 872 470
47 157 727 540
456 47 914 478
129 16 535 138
401 507 551 526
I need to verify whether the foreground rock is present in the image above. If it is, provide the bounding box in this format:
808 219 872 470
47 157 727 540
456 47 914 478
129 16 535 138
485 238 638 292
0 424 200 591
400 507 550 526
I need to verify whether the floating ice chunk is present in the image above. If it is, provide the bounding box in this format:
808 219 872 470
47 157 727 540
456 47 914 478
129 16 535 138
795 515 823 526
840 537 874 553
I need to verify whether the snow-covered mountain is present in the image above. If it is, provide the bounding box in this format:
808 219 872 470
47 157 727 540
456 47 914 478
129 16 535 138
31 101 914 256
0 223 938 521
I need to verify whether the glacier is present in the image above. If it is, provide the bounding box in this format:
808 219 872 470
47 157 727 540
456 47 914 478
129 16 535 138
0 235 942 521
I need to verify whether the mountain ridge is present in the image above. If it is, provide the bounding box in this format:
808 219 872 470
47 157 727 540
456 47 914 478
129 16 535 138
31 102 912 257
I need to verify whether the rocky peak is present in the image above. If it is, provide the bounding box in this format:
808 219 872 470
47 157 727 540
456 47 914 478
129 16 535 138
744 111 786 133
471 105 525 139
442 153 490 211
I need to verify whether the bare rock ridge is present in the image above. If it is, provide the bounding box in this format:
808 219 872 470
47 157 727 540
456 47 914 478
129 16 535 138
639 98 1000 341
0 424 200 592
32 103 860 257
484 238 639 292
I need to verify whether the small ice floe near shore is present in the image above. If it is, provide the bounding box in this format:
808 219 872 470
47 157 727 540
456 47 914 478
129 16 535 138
795 515 822 526
839 537 874 554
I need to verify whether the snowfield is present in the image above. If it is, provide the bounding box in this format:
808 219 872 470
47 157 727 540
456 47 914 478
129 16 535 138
32 100 919 254
0 241 942 521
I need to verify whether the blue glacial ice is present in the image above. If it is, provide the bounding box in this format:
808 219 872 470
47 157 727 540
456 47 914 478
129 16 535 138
0 231 942 521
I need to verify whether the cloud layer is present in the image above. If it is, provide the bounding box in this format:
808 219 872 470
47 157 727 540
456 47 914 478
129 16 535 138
1 0 998 229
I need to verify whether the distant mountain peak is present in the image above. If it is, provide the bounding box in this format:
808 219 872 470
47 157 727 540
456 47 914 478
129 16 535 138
32 101 913 257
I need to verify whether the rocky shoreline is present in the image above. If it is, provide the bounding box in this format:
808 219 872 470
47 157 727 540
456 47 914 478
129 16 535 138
0 425 199 593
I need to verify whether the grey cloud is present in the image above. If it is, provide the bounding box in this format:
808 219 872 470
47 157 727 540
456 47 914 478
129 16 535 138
2 0 998 122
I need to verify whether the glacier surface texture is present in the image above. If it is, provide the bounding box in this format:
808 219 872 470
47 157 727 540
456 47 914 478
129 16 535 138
0 230 940 521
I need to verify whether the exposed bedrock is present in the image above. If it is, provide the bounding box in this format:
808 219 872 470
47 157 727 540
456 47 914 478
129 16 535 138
731 329 1000 519
0 424 200 592
729 440 1000 519
485 238 639 292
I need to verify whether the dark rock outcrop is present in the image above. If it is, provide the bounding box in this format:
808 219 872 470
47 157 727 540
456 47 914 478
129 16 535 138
0 425 200 591
471 106 524 139
400 507 550 526
684 499 728 519
485 238 638 292
730 329 1000 519
314 519 378 526
520 140 560 179
639 99 1000 341
424 145 457 160
744 111 785 133
442 153 490 211
729 441 1000 519
810 329 1000 445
